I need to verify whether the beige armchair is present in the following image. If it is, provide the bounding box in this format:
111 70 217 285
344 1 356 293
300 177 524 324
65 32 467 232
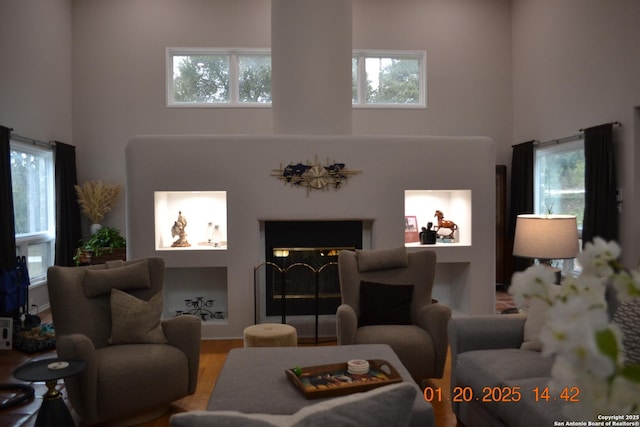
47 257 201 425
337 248 451 382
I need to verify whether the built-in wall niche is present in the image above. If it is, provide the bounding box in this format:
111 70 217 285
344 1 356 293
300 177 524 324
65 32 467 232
163 267 228 322
154 191 227 250
404 190 472 246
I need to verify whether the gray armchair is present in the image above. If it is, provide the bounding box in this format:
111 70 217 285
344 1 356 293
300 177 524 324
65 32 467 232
336 248 451 381
47 257 201 425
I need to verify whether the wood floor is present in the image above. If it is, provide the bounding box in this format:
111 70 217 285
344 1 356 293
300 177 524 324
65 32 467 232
0 292 515 427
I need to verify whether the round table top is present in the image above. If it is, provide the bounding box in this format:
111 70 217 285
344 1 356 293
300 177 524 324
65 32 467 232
12 358 86 383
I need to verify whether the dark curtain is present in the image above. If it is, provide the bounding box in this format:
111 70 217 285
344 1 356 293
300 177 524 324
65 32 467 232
508 141 535 275
0 126 17 271
54 142 82 266
582 123 618 245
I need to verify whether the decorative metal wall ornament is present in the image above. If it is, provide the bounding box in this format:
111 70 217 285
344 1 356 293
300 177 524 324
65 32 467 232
271 156 361 195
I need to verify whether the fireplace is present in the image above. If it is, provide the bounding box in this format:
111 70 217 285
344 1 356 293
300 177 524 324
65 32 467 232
263 221 363 317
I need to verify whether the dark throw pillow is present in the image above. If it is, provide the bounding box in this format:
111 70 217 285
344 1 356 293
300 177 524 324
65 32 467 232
358 281 414 327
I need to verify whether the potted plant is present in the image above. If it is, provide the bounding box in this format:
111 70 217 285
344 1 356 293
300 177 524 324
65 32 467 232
74 227 127 265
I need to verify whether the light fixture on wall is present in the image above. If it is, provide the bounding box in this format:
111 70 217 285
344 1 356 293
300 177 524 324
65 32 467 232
513 214 579 283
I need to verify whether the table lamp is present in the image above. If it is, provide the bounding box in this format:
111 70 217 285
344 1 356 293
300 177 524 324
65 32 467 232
513 214 579 283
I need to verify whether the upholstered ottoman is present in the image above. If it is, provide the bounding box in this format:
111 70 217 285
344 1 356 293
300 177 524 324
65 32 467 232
201 344 434 427
243 323 298 347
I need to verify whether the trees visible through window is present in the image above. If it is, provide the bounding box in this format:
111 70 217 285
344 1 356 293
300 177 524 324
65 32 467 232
169 50 271 106
168 48 425 108
172 54 230 103
238 55 272 103
10 141 55 283
534 139 585 228
534 139 584 275
352 52 425 107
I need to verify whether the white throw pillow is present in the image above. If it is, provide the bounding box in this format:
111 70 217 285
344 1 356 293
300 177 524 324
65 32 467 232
169 382 417 427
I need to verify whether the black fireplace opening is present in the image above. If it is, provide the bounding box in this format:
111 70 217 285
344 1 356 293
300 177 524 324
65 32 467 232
264 220 363 316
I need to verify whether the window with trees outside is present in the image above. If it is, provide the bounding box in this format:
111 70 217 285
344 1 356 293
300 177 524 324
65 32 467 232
10 141 56 284
534 139 584 273
167 48 426 108
352 51 425 107
168 49 271 106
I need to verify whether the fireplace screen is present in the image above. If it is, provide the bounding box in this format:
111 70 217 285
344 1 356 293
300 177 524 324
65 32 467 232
266 247 351 316
263 221 363 317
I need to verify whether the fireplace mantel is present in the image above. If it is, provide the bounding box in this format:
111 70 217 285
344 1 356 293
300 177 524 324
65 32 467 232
126 134 495 339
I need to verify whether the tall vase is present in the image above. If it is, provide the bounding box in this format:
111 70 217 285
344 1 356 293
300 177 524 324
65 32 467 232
90 223 102 235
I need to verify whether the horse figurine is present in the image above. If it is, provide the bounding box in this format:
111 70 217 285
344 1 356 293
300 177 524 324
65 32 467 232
434 210 458 239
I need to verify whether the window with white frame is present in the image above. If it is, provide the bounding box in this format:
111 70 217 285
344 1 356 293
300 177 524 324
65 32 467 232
534 139 584 274
168 49 271 106
167 48 426 108
10 141 56 284
352 51 426 108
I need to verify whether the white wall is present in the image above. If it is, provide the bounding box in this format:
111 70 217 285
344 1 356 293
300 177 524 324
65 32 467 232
0 0 73 310
352 0 513 153
0 0 72 142
512 0 640 264
71 0 513 233
126 135 496 338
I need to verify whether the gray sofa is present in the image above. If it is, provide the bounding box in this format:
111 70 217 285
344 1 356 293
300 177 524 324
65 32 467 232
448 314 564 427
449 288 640 427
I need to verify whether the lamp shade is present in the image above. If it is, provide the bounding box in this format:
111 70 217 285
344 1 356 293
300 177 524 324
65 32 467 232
513 214 579 259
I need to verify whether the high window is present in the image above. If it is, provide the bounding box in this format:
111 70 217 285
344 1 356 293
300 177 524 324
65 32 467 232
352 51 426 108
10 141 56 284
168 49 271 106
167 49 426 108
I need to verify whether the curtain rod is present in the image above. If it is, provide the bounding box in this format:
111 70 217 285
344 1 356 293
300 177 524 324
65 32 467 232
535 133 582 148
536 121 621 148
579 121 621 132
9 128 55 148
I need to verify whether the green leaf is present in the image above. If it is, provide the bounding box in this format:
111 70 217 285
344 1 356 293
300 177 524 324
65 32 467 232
620 364 640 383
595 328 618 362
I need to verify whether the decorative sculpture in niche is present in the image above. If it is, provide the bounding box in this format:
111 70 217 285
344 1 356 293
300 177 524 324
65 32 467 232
171 211 191 247
420 222 437 245
271 155 361 196
434 210 458 241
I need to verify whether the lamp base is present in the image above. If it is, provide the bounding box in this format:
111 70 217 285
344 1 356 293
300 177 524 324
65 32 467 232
538 260 562 285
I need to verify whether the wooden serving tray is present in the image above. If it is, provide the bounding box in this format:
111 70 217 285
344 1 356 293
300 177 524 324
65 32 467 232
285 359 402 399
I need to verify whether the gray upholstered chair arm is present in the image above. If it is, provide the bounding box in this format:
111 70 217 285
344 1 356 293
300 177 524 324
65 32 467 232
336 304 358 345
163 315 202 394
448 314 526 407
56 334 99 422
414 303 452 378
448 314 526 356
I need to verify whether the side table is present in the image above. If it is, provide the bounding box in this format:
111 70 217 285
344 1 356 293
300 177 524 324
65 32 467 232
13 357 86 427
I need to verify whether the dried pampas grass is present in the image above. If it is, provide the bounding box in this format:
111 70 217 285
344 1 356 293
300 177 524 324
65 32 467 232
75 180 122 224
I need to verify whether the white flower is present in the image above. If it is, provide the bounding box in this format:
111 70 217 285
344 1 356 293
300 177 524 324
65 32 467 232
540 297 614 378
548 356 579 391
508 264 556 307
609 375 640 415
511 238 640 419
612 268 640 301
577 237 621 277
559 274 607 305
